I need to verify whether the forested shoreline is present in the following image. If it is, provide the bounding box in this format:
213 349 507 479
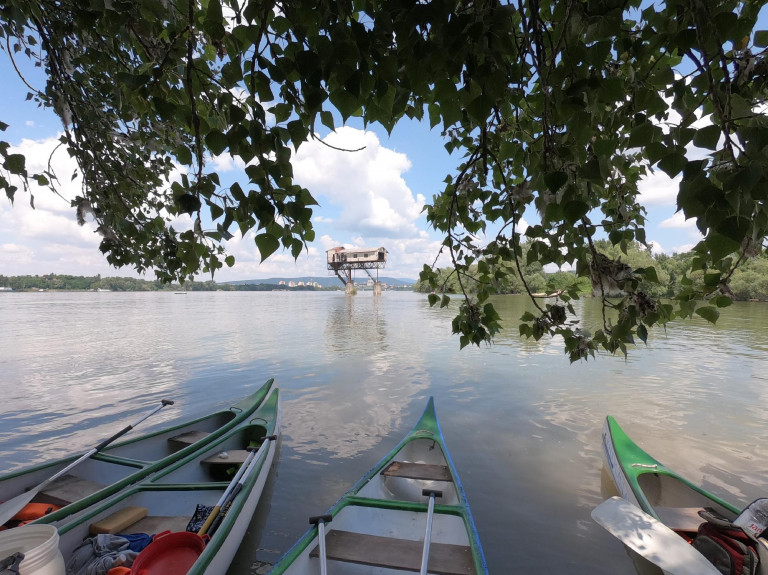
0 275 330 292
414 241 768 302
6 242 768 301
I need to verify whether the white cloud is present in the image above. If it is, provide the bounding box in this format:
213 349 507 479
638 170 679 207
659 211 697 229
293 127 425 239
672 242 698 253
649 240 664 255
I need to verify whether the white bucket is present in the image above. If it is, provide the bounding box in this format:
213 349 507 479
0 524 65 575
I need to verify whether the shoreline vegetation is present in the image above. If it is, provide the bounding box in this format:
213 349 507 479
5 241 768 301
412 240 768 303
0 275 413 293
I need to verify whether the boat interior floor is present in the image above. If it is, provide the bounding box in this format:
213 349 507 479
654 506 706 532
310 530 475 575
37 475 107 507
381 462 453 482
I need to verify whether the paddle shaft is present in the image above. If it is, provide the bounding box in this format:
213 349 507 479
207 435 276 537
0 399 173 526
197 446 260 536
420 490 442 575
37 399 174 492
309 514 332 575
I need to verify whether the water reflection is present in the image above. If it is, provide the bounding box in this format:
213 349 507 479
4 292 768 574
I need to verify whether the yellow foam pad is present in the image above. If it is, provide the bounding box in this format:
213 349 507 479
89 506 148 535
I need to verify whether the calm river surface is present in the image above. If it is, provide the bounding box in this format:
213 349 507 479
2 290 768 574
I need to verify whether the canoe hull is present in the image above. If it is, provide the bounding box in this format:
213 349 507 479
601 416 739 524
51 385 281 575
269 397 487 575
600 416 741 575
1 379 275 528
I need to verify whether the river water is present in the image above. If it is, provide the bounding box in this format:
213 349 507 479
1 290 768 574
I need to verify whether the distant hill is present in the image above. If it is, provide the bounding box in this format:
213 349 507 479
224 276 416 288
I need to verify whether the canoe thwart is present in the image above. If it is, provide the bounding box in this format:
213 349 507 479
167 430 211 451
654 506 706 532
201 449 251 466
90 506 148 535
310 530 475 575
38 474 107 506
381 461 453 482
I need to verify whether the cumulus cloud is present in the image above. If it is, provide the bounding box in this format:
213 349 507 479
638 170 680 207
659 211 699 229
293 127 425 239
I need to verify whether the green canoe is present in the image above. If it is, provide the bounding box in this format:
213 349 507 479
601 415 741 534
51 384 281 575
0 378 275 529
269 397 487 575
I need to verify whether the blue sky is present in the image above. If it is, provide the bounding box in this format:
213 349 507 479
0 25 739 282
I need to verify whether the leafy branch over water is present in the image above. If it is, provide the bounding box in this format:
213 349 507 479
2 1 768 358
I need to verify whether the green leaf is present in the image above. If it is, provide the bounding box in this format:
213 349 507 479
205 131 228 156
4 154 26 174
695 306 720 324
657 153 687 178
544 171 567 192
563 200 589 224
428 293 439 307
255 233 280 262
637 324 648 344
755 30 768 47
713 295 733 308
320 111 335 130
693 125 721 150
703 272 721 287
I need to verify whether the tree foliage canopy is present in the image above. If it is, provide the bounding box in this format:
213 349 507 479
2 0 768 359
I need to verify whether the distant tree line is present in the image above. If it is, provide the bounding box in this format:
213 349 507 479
0 275 343 292
0 274 220 291
414 242 768 302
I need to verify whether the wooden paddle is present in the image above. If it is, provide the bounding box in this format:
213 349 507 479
204 434 276 537
592 497 721 575
0 399 174 527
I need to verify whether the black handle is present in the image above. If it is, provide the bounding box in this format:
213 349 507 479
422 489 443 498
309 514 333 525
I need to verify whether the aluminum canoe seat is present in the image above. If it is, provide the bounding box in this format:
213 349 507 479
381 461 453 482
309 530 475 575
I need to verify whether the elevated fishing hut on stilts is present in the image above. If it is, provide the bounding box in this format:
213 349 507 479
327 247 388 295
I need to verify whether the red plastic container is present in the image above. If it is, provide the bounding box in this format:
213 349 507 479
130 531 207 575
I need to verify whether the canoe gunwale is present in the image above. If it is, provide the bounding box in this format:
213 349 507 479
54 386 281 575
602 415 741 521
268 397 488 575
20 379 275 527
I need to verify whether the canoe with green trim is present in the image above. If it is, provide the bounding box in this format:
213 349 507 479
269 397 487 575
601 415 740 535
51 383 280 575
0 378 275 529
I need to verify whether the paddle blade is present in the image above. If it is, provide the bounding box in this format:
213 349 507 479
592 497 721 575
0 489 38 528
